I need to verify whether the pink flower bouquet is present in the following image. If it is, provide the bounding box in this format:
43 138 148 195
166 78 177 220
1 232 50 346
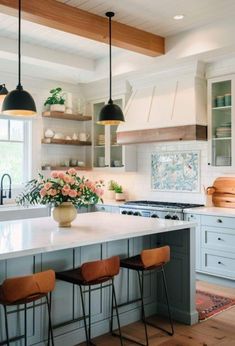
17 168 104 208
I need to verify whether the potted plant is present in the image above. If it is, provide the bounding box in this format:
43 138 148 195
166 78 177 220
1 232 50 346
107 180 118 200
44 87 66 112
17 168 104 227
114 184 125 201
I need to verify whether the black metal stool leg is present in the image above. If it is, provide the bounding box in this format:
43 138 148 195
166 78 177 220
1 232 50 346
145 266 174 336
3 305 10 346
79 286 89 346
161 267 174 336
110 280 114 335
138 271 149 346
24 304 27 346
88 285 91 342
111 279 124 346
46 293 54 346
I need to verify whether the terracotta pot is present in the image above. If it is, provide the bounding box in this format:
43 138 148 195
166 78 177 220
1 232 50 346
115 192 125 201
52 202 77 227
50 104 65 112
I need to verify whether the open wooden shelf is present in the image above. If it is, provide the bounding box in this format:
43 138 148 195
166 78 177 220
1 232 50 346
42 166 92 171
42 111 92 121
42 138 92 146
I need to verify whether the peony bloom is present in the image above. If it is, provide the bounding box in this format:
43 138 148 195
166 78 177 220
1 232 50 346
51 171 59 178
44 182 52 190
40 188 47 197
58 172 65 180
62 188 69 196
49 189 57 196
85 180 93 189
63 175 71 183
63 185 70 191
69 189 77 198
95 188 104 197
68 168 77 176
69 177 75 185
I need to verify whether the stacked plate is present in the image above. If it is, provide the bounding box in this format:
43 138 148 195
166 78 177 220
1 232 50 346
97 134 105 146
216 156 231 166
216 126 231 138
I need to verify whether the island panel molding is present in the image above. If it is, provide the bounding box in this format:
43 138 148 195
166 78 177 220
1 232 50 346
0 0 165 57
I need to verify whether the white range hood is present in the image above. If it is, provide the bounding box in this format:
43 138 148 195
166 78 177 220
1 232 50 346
117 68 207 144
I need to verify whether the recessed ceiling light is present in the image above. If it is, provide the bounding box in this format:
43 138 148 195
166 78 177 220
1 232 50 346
173 14 184 20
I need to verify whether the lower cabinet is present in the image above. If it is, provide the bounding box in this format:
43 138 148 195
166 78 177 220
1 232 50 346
185 213 235 280
184 213 201 271
95 204 120 213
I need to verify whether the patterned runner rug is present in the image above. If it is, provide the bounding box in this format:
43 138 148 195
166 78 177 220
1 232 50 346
196 290 235 321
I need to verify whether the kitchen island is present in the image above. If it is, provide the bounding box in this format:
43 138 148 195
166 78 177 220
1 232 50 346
0 212 197 346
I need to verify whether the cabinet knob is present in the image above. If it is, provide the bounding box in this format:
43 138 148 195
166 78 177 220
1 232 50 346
218 261 222 265
217 237 222 241
217 219 222 223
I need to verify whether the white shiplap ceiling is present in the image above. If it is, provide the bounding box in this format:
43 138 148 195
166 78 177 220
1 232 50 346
0 12 123 60
58 0 235 37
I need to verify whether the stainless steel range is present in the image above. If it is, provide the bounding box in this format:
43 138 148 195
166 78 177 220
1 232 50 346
119 201 202 220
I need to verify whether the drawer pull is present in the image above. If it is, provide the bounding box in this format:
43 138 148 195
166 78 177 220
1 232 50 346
217 237 222 241
217 219 223 223
218 261 222 265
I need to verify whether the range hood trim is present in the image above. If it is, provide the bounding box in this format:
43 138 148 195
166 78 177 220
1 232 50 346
117 124 207 145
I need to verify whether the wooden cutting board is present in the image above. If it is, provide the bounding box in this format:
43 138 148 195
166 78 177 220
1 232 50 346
212 177 235 208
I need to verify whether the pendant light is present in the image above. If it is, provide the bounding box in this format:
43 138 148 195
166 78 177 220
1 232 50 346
2 0 36 116
97 12 125 125
0 84 8 102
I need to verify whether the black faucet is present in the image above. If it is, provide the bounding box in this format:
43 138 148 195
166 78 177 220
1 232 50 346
0 174 12 205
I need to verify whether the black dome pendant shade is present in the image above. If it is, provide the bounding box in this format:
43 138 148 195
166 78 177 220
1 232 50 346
0 84 8 101
2 0 36 117
97 12 124 125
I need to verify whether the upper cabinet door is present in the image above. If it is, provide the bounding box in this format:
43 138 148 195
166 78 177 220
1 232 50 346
208 76 233 169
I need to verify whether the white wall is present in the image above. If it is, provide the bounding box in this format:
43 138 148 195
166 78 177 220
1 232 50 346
80 140 234 204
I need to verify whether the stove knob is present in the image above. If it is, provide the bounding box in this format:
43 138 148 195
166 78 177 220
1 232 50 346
127 211 133 215
172 215 179 220
121 210 127 215
151 214 159 218
133 211 141 216
165 214 172 220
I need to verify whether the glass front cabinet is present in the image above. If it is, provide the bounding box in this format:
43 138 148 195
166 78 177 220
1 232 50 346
208 76 234 169
92 97 136 171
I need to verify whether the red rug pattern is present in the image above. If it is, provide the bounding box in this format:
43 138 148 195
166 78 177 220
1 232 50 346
196 290 235 321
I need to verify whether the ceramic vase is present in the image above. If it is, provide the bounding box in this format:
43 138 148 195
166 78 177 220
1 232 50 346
52 202 77 227
50 104 65 112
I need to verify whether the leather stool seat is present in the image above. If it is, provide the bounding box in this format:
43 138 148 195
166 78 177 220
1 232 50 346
0 270 55 346
56 256 123 346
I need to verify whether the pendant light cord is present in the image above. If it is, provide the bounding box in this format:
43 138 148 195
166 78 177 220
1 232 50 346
109 15 112 103
18 0 22 88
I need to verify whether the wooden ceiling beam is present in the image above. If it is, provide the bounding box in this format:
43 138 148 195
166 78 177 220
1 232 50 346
0 0 165 57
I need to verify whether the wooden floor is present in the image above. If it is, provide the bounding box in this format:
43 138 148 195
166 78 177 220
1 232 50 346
79 281 235 346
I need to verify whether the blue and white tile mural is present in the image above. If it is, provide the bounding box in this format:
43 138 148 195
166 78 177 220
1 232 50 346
151 151 200 192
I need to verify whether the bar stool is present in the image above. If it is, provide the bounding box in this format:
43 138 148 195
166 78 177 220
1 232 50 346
56 256 123 346
0 270 55 346
118 245 174 346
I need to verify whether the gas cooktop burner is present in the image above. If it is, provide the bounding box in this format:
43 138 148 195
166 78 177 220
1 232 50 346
124 200 202 209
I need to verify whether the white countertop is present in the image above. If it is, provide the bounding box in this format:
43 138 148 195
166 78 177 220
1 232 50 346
184 206 235 217
0 212 196 260
0 204 48 212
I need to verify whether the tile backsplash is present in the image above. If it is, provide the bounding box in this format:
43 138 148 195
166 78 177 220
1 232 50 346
84 141 235 204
